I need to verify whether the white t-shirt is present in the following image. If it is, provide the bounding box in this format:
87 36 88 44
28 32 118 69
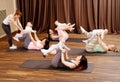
24 26 35 33
28 40 43 50
92 29 105 39
3 14 13 25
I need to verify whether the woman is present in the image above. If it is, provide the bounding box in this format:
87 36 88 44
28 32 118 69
17 31 49 50
85 33 118 52
48 29 59 41
51 49 88 71
2 9 24 49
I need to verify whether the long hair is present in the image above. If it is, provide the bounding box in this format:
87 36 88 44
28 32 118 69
43 38 50 49
47 29 51 41
75 55 88 71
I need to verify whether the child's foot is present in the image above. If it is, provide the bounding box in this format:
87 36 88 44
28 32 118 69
41 49 48 58
82 40 88 44
13 37 19 42
80 26 86 33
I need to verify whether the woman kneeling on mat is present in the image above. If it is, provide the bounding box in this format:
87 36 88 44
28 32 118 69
51 49 88 71
17 31 49 50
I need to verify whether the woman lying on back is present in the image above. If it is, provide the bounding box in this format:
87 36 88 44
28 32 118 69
51 49 88 71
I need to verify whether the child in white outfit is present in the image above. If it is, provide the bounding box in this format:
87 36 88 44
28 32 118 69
41 41 70 57
55 20 75 43
80 26 108 52
80 26 108 44
13 22 36 42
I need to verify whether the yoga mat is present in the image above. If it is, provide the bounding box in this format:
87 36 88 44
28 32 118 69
68 48 120 56
7 47 41 52
51 38 87 42
20 60 93 73
67 38 87 42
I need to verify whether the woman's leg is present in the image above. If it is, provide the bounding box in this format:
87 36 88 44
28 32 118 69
80 26 93 38
2 24 12 46
18 33 31 49
97 35 108 51
51 50 62 68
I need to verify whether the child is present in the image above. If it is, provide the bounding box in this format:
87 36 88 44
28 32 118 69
41 41 70 58
13 22 36 42
80 26 108 44
55 20 75 43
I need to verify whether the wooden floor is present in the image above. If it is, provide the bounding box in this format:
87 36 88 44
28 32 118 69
0 33 120 82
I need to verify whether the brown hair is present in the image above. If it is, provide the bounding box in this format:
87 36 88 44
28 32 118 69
75 55 88 71
108 46 119 52
14 9 22 16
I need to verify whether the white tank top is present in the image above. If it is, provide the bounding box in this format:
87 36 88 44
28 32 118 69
3 14 13 25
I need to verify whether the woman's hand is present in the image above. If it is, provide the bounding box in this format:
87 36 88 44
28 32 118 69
62 49 66 53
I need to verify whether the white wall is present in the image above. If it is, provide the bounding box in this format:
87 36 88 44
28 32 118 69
0 0 17 38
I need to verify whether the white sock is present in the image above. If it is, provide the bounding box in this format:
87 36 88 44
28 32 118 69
80 26 88 34
42 44 58 56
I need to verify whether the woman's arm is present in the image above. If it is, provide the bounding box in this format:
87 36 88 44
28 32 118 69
10 17 24 32
29 32 37 46
97 34 108 51
17 19 23 29
33 31 39 41
61 51 76 69
64 50 69 59
51 34 59 39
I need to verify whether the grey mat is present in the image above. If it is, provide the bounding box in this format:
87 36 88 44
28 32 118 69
7 47 41 52
51 38 87 42
7 47 28 52
20 60 93 73
68 48 120 56
67 38 87 42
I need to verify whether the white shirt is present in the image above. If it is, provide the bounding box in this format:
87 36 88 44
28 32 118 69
92 29 105 39
3 14 13 25
24 26 35 33
3 14 23 29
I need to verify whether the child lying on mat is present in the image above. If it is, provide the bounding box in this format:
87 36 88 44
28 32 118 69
80 26 108 44
13 22 36 42
50 49 88 71
55 20 75 43
85 33 118 52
